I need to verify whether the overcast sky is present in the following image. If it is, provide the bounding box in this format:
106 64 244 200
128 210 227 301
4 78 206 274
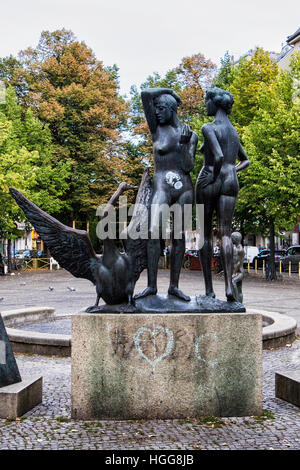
0 0 299 96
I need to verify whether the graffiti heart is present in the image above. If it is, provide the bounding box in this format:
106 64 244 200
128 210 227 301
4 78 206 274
134 325 174 373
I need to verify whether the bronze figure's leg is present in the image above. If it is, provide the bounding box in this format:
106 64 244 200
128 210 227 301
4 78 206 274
134 239 160 299
197 183 216 298
126 280 136 306
135 192 169 299
199 212 215 298
217 194 236 301
168 190 193 301
232 273 243 303
168 234 190 301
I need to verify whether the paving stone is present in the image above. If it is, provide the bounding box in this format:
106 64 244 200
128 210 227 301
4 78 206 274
0 340 298 449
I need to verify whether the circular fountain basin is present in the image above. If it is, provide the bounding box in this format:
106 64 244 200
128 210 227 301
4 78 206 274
2 307 71 356
1 306 297 356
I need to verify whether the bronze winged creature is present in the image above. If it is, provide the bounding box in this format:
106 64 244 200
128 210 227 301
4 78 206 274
9 170 152 312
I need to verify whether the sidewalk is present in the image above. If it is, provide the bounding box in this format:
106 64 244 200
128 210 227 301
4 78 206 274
1 268 299 323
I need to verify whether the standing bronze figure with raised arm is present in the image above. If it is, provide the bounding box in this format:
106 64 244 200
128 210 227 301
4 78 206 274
135 88 198 302
196 87 250 301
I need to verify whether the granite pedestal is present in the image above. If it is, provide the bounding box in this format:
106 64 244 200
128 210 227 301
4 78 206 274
275 370 300 407
1 312 43 418
0 313 21 387
0 375 43 418
71 312 262 420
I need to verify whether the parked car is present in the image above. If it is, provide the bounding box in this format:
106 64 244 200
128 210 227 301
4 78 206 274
183 249 200 269
243 246 260 267
36 250 46 258
29 249 46 258
252 249 286 269
185 249 199 258
15 249 46 259
14 249 31 259
280 245 300 272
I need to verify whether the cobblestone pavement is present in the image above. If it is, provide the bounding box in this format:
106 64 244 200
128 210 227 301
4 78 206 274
0 270 299 450
0 340 299 450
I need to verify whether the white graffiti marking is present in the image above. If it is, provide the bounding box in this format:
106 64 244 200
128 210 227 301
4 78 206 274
165 171 182 190
195 333 218 367
134 325 174 373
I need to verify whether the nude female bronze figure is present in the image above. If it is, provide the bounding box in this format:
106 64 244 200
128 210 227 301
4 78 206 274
196 87 250 301
135 88 198 301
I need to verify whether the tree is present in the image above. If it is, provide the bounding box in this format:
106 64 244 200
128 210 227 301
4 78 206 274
0 56 22 92
235 60 300 278
190 48 300 276
175 53 216 120
129 71 182 167
5 29 129 221
0 87 70 269
229 48 278 131
129 53 216 174
121 141 147 192
213 51 235 89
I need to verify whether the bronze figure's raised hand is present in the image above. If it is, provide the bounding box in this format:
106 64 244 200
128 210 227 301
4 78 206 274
180 124 193 144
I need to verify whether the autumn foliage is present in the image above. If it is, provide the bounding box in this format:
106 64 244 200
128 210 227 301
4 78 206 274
4 30 130 220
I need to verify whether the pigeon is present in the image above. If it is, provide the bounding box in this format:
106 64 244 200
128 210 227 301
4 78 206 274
67 286 76 292
48 286 54 291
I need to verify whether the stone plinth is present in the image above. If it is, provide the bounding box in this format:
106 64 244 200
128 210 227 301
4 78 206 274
86 294 245 313
275 370 300 407
0 313 21 387
0 375 43 418
71 313 262 420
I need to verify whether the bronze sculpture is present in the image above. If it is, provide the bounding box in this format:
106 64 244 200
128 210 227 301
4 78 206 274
0 313 22 388
232 231 244 303
9 171 152 312
135 88 198 302
196 87 250 301
9 87 248 312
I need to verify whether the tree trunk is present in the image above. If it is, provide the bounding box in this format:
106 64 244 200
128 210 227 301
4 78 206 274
69 210 74 228
268 218 277 280
240 220 245 245
7 239 12 273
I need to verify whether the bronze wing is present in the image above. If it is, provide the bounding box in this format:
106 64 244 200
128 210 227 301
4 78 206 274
121 169 152 283
9 187 101 284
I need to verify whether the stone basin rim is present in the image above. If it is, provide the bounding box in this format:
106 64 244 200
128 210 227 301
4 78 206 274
1 306 297 355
